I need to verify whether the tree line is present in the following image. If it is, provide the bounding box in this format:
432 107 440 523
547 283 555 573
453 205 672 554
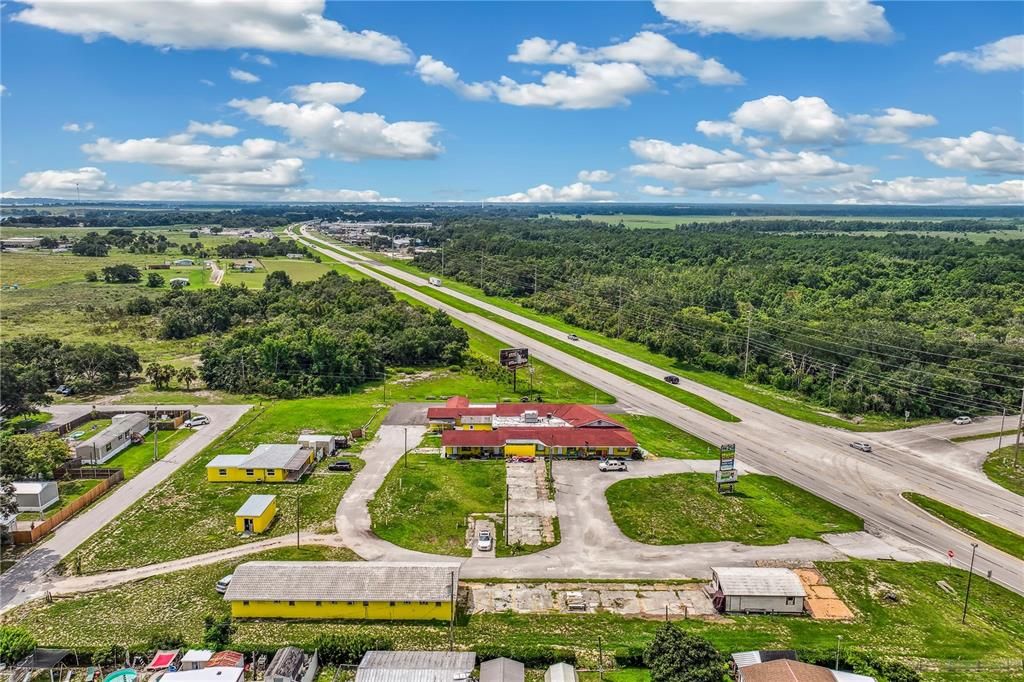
408 218 1024 418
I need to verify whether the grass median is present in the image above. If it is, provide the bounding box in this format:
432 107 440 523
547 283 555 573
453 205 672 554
903 492 1024 560
606 473 862 545
982 445 1024 497
616 414 718 459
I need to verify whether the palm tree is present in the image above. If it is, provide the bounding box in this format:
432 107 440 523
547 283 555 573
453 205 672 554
177 366 198 390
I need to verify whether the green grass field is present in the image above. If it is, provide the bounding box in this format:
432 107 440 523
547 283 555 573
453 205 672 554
10 559 1023 674
218 257 344 288
87 428 192 480
370 453 505 557
606 473 863 545
950 429 1019 443
982 446 1024 497
312 236 935 432
902 493 1023 560
616 414 718 459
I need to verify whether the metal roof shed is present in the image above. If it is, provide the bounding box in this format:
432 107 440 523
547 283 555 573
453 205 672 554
544 663 578 682
355 651 476 682
15 649 75 682
480 657 525 682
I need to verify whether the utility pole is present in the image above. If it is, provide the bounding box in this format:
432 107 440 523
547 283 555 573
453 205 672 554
835 635 843 670
1014 388 1023 467
441 245 445 277
505 483 510 546
743 314 752 377
533 265 538 296
828 365 836 409
448 570 456 650
295 492 301 548
479 253 484 290
997 407 1006 450
152 409 159 463
962 542 978 624
598 636 604 681
404 427 409 468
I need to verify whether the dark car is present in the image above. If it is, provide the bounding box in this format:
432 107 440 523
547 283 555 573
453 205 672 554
328 460 352 472
337 435 351 449
664 375 680 385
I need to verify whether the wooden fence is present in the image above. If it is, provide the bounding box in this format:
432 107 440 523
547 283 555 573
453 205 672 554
11 469 124 545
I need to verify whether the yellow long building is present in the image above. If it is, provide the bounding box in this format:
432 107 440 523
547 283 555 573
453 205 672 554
223 561 460 621
206 444 314 483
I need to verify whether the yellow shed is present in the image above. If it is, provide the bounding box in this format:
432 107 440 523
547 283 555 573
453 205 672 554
223 560 460 621
235 494 277 534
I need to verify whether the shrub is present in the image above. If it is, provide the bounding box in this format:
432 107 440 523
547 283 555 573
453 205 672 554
311 633 392 665
84 271 99 282
92 644 128 668
614 646 646 668
0 626 36 665
146 632 185 653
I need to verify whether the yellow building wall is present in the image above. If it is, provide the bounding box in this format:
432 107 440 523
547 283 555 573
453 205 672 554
235 501 277 533
456 423 492 431
230 599 452 621
505 443 536 457
207 467 289 483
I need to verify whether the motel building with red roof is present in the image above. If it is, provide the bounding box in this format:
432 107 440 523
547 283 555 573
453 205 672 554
427 396 639 459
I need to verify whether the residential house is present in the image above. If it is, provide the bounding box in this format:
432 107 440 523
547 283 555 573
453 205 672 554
355 651 476 682
223 561 459 620
160 668 244 682
206 444 314 483
13 481 59 513
709 567 806 615
235 494 277 534
173 258 195 266
75 413 149 464
736 660 876 682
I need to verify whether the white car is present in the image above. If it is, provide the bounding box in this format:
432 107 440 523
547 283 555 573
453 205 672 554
185 415 210 428
849 442 872 453
952 416 973 425
599 459 628 472
215 574 233 594
476 529 493 552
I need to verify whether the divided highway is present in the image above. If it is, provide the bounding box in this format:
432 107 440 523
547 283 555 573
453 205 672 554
298 226 1024 595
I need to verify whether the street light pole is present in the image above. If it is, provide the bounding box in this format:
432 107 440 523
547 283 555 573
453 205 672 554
835 635 843 670
961 542 979 624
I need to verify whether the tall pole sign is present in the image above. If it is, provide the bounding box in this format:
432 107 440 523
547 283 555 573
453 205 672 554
717 443 737 494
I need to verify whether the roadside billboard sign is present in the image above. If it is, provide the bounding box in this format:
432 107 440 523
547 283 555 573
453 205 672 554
499 347 530 369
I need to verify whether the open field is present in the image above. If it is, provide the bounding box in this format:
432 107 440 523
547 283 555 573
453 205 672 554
326 239 936 432
616 414 718 459
606 473 863 545
370 453 505 557
548 213 1024 233
982 446 1024 497
218 257 346 288
9 559 1023 674
902 493 1024 560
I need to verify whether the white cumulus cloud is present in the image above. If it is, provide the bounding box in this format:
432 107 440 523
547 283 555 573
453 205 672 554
415 56 492 100
848 108 938 144
287 81 366 105
186 120 240 138
823 176 1024 205
486 182 618 202
653 0 893 42
229 97 442 160
937 34 1024 72
241 52 274 67
62 121 95 133
909 131 1024 174
12 0 412 64
577 169 614 182
639 185 686 197
281 187 401 202
12 166 114 197
509 31 743 85
230 68 260 83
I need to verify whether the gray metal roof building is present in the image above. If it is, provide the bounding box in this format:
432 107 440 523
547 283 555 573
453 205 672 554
711 567 806 596
223 561 460 603
355 651 476 682
480 657 525 682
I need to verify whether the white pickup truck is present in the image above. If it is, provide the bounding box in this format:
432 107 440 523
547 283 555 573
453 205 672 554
429 276 442 286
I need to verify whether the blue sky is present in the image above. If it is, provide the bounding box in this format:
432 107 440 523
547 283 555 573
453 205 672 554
1 1 1022 204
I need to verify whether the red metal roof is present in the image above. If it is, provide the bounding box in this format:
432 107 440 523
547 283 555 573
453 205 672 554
427 399 624 429
146 651 179 670
207 652 244 669
442 427 636 448
445 396 470 408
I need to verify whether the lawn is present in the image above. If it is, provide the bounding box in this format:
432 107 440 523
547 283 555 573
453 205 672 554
982 446 1024 497
950 429 1019 443
319 236 946 433
65 397 377 573
9 559 1023 673
219 257 360 288
370 453 505 557
17 479 103 521
606 473 863 546
87 427 192 479
616 414 718 459
67 418 113 439
902 493 1023 560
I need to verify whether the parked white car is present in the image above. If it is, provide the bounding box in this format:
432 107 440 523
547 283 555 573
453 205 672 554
185 415 210 428
952 416 973 425
476 529 493 552
215 574 233 594
599 459 628 472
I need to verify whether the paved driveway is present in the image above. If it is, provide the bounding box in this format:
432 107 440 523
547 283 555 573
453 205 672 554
0 403 252 611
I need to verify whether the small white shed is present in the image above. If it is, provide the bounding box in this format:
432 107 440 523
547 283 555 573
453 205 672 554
544 663 578 682
297 434 335 459
710 567 806 615
180 650 214 671
14 481 60 513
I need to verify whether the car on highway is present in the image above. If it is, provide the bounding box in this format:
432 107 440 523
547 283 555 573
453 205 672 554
476 529 493 552
952 416 973 425
215 574 233 594
567 333 579 341
599 459 628 472
184 415 210 428
328 460 353 472
664 375 680 384
849 441 872 452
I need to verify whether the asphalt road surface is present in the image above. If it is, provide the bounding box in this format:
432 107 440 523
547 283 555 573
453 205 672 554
0 403 252 610
300 227 1024 594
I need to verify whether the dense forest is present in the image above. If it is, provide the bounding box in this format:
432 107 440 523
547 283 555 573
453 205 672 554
407 219 1024 418
129 271 468 397
215 236 314 259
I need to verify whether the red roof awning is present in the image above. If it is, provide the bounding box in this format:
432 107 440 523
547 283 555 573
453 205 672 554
146 650 180 671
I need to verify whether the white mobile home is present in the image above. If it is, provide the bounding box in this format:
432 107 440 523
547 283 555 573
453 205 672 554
13 481 59 513
75 413 150 464
709 567 806 615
